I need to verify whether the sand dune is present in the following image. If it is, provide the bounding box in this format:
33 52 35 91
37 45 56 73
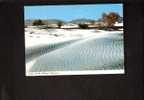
25 28 124 75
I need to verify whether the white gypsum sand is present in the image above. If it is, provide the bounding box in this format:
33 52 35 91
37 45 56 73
25 28 123 48
25 27 123 73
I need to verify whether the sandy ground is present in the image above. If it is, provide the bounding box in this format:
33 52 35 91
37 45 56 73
25 28 124 75
25 28 123 48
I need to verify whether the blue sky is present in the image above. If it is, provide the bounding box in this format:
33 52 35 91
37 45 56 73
24 4 123 21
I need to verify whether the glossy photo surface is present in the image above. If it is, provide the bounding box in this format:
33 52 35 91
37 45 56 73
24 4 124 76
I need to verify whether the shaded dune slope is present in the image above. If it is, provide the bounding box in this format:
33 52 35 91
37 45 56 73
28 33 124 72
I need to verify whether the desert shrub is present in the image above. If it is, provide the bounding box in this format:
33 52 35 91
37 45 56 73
32 19 45 26
103 12 120 27
78 24 88 29
57 21 64 28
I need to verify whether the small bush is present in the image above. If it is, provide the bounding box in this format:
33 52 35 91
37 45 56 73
32 20 45 26
57 21 63 28
78 24 88 29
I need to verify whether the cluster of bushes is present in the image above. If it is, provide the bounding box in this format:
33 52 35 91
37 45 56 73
32 19 64 28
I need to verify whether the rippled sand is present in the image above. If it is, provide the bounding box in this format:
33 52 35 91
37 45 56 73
27 32 124 72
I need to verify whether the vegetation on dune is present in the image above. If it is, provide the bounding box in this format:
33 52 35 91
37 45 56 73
57 21 64 28
102 12 120 27
78 24 89 29
32 19 45 26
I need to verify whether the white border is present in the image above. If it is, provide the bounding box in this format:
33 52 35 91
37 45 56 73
26 69 124 76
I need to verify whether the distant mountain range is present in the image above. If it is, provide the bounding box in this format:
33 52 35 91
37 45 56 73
70 18 97 24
